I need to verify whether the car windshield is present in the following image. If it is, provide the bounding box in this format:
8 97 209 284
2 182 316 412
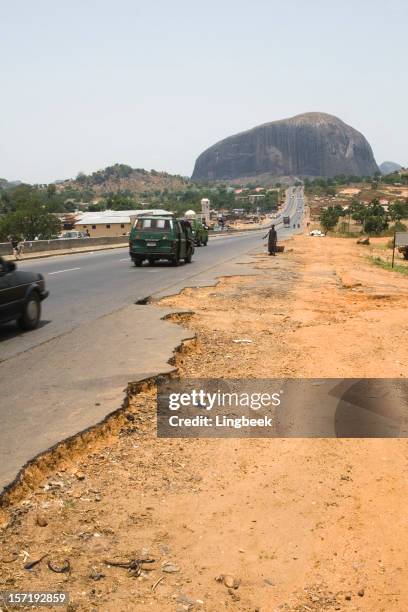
135 218 172 231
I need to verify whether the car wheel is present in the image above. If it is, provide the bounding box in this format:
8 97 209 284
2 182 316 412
134 258 143 267
18 292 41 331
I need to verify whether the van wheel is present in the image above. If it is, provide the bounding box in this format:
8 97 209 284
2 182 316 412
203 239 208 246
172 253 180 266
18 292 41 331
185 247 193 263
134 258 143 267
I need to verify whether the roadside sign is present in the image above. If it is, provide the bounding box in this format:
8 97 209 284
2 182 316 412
395 232 408 246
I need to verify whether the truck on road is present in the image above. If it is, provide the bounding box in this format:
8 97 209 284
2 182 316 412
283 216 290 227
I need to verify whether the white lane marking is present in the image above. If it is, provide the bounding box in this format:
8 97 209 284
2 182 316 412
119 258 129 261
48 267 81 275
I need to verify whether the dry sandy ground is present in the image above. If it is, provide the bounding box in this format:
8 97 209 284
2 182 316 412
2 236 408 611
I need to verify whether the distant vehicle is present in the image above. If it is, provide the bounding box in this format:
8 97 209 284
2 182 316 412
283 216 290 226
129 215 195 266
0 256 49 330
189 218 208 246
310 229 325 237
59 231 88 239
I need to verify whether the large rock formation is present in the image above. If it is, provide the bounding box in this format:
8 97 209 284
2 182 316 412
379 161 402 175
192 112 379 181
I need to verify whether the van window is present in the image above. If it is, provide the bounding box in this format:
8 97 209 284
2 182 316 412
135 218 172 231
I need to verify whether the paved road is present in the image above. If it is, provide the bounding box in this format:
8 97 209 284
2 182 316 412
0 231 267 361
0 186 304 362
0 187 304 494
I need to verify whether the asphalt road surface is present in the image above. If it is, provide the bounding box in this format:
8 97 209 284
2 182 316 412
0 186 304 362
0 230 271 361
0 186 305 493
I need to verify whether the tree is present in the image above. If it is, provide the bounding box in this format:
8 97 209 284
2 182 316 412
389 201 408 221
0 184 62 240
320 206 340 232
349 200 366 224
363 215 388 234
0 209 61 240
47 184 57 198
104 192 137 210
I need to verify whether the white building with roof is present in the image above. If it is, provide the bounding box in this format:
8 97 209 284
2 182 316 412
74 209 171 237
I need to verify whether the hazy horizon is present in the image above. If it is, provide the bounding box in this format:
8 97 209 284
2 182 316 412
1 0 407 184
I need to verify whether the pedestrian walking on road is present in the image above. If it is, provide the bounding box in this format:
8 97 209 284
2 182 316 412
8 235 22 260
263 224 277 256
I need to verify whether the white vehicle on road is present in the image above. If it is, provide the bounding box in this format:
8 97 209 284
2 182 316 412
309 229 325 237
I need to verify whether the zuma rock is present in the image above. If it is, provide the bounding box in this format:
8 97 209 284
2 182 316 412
192 112 379 181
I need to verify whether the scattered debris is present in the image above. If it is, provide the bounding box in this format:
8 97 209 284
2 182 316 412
357 236 370 245
24 554 48 571
47 559 71 574
162 561 180 573
216 574 240 589
176 593 195 606
0 551 18 564
89 569 105 581
104 557 155 577
151 576 165 592
35 513 48 527
228 588 240 601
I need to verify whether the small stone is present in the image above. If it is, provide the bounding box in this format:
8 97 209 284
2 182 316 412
228 588 240 601
224 574 240 589
76 472 85 481
162 562 180 573
357 236 370 245
345 593 352 601
36 513 48 527
358 588 365 597
176 593 195 606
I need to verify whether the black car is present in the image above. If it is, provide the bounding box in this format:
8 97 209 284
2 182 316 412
0 256 49 330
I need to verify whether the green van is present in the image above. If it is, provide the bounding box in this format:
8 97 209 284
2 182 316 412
129 215 195 266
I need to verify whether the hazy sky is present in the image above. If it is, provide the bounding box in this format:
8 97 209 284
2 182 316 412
1 0 407 183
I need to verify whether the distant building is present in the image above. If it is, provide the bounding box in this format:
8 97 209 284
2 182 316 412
74 209 171 237
201 198 210 225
